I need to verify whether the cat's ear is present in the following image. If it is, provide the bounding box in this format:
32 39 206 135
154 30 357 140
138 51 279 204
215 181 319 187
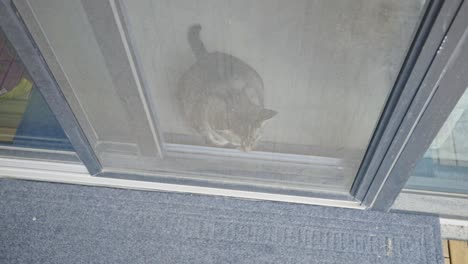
258 109 277 122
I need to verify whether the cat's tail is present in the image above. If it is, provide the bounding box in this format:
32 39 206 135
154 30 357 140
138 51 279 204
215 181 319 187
188 24 207 60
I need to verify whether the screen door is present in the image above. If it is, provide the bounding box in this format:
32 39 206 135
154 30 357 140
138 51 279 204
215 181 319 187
13 0 427 196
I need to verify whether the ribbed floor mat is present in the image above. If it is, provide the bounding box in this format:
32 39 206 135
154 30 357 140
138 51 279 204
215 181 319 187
0 179 443 264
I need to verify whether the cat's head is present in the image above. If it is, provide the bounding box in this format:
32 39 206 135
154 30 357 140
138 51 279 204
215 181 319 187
216 105 277 152
239 107 277 152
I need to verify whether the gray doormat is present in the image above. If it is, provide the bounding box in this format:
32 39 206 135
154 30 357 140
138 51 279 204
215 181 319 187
0 179 442 264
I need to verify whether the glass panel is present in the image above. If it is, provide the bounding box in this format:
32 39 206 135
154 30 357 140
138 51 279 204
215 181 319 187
17 0 426 194
0 29 73 151
406 88 468 195
15 0 162 163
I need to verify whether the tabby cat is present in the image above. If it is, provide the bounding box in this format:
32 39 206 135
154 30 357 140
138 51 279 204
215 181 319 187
178 24 277 152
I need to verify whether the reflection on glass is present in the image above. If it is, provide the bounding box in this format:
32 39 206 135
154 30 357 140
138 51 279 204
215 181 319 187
19 0 161 160
0 30 72 151
407 89 468 195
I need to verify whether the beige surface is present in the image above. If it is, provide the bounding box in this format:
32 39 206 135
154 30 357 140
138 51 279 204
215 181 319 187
444 240 468 264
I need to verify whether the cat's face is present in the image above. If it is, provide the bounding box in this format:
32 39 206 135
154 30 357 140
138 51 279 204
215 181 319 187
241 108 277 151
216 104 277 152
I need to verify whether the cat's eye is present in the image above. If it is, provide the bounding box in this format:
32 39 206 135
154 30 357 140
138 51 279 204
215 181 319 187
3 0 468 212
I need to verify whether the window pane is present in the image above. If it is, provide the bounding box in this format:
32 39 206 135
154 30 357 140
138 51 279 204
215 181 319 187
16 0 162 162
122 0 426 192
17 0 426 194
125 0 425 158
0 29 73 151
407 88 468 195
